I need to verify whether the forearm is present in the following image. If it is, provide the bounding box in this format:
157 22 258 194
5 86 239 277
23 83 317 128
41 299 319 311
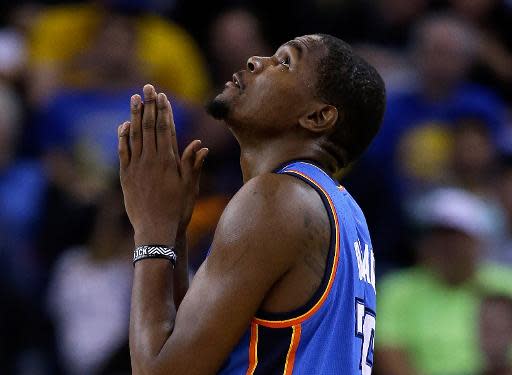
130 259 176 373
173 231 190 309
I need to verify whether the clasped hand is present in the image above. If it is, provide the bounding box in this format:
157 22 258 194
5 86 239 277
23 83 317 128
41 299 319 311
118 84 208 247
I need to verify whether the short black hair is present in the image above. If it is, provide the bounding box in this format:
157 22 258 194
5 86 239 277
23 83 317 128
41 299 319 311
314 34 386 168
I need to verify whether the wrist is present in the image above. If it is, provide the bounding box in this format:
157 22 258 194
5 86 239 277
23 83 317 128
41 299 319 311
134 224 178 247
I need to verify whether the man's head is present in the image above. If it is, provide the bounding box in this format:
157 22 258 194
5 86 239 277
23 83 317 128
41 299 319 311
207 34 386 169
411 188 495 285
411 14 478 90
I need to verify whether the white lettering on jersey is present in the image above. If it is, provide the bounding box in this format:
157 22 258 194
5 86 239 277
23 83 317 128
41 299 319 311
354 240 376 293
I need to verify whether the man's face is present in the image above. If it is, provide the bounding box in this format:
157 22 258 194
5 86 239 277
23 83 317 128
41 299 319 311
207 35 326 134
415 21 473 87
418 227 479 285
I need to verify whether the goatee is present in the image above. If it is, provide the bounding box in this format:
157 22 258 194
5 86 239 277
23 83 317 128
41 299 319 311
205 97 230 120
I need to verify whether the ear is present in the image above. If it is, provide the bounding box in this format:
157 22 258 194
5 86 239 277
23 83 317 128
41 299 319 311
298 104 340 133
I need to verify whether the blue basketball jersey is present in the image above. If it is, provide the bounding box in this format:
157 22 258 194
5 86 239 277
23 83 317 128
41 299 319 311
218 161 376 375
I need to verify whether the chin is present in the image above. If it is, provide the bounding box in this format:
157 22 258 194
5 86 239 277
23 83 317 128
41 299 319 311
205 94 231 121
206 84 242 120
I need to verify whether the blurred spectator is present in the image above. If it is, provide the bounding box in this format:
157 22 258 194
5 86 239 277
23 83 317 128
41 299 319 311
46 184 132 375
0 82 47 297
0 80 54 375
480 295 512 375
495 158 512 265
33 8 194 267
373 0 430 47
353 43 414 92
375 188 512 375
26 1 211 106
370 15 506 179
449 0 512 100
0 5 30 81
450 117 499 197
369 13 508 180
209 8 271 88
35 10 194 179
348 13 509 268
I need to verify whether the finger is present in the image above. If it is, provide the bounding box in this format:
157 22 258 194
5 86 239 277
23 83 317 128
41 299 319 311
192 148 208 194
142 84 157 157
118 121 131 169
129 94 142 158
156 92 174 159
193 148 209 171
181 140 202 169
167 99 179 162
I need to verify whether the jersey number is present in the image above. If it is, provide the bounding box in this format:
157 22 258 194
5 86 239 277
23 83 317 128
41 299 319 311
355 299 375 375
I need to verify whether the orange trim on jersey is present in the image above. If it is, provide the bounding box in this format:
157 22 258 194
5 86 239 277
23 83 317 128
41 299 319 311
246 322 259 375
253 170 340 328
283 324 302 375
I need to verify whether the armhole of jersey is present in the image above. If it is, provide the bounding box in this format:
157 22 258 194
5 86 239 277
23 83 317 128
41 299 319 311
253 170 340 328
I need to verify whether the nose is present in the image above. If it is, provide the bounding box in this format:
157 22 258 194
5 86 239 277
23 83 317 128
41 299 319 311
247 56 269 73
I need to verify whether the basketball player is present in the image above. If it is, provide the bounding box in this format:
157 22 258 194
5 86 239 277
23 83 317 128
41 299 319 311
118 34 385 374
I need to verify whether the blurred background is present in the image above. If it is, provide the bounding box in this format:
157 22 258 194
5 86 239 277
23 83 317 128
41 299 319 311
0 0 512 374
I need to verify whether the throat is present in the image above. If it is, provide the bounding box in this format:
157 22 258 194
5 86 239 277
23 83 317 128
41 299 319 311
239 137 336 183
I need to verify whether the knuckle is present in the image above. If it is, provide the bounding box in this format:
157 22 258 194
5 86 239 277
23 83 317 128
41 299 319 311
130 130 140 140
142 119 154 130
118 147 125 155
156 120 168 132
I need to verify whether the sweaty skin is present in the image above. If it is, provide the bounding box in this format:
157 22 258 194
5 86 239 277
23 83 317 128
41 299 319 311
120 36 337 374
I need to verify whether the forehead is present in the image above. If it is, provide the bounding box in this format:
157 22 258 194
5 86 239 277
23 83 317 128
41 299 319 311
280 35 323 51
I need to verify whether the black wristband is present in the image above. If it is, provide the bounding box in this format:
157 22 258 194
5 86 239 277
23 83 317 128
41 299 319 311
133 245 177 268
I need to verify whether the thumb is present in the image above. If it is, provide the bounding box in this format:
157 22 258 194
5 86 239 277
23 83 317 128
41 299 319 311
191 148 208 192
193 148 209 171
181 140 202 178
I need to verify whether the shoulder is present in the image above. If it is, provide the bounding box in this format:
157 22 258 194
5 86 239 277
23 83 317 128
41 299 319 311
209 172 329 266
237 172 324 210
218 173 326 235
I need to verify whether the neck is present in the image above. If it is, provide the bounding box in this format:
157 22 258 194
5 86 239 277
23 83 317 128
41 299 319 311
236 133 337 183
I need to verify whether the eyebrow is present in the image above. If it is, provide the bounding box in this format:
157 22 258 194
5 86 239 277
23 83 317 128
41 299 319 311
282 40 306 59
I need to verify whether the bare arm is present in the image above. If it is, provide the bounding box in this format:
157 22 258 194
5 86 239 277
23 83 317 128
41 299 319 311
128 175 311 374
119 85 314 374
